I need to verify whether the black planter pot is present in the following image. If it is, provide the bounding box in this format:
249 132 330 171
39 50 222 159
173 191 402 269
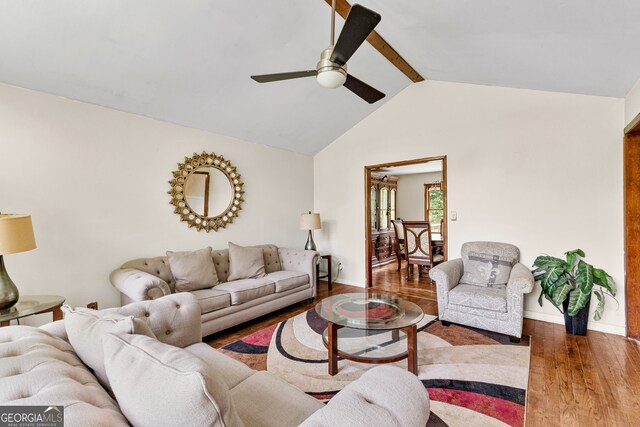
562 296 591 336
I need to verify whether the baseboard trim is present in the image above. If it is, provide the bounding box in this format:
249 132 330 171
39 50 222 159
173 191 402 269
524 310 626 336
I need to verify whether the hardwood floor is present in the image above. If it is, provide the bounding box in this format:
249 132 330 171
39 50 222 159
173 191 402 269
206 261 640 427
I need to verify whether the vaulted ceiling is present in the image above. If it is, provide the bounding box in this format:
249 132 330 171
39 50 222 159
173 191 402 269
1 1 639 155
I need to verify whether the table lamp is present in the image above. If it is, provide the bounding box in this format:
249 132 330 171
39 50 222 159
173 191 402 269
0 214 36 310
299 212 321 251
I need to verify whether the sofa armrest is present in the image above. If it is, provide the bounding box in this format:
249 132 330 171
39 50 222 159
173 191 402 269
109 268 171 302
506 263 535 311
299 366 429 427
278 248 320 296
117 293 201 348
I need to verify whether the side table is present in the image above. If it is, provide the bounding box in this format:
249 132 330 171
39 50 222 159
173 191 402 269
316 254 332 291
0 295 65 327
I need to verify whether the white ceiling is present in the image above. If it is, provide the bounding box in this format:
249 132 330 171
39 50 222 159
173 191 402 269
1 1 639 155
362 0 640 97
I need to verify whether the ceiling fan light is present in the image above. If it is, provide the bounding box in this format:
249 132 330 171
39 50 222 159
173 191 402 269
316 69 347 89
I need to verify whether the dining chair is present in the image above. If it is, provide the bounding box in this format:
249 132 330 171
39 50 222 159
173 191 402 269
391 219 405 271
403 221 444 278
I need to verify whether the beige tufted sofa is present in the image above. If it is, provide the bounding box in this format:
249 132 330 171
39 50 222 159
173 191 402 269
0 293 430 427
110 245 319 337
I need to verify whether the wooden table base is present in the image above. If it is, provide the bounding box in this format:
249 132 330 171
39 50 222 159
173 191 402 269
325 323 418 376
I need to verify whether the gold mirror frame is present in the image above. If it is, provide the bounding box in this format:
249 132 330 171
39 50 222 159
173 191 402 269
168 151 245 232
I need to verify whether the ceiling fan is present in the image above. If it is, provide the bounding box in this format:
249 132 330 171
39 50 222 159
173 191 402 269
250 1 385 104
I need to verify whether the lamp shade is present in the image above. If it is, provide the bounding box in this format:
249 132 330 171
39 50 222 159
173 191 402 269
299 213 321 230
0 215 36 255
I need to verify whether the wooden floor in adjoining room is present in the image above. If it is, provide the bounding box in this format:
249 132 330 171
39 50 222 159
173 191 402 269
207 262 640 427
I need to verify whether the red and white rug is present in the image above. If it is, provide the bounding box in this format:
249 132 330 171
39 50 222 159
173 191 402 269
220 308 530 426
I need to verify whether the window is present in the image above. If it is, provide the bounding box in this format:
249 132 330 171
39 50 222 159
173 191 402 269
425 183 444 230
380 187 388 229
389 189 396 221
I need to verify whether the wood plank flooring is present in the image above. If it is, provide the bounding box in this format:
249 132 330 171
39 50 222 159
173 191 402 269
206 262 640 426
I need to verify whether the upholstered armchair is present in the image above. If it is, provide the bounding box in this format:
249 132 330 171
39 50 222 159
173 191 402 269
428 242 534 341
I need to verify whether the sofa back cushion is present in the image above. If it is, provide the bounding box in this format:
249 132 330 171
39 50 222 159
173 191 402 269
166 247 220 292
0 326 129 426
259 244 282 273
103 333 245 427
116 293 202 348
212 249 231 283
62 306 156 390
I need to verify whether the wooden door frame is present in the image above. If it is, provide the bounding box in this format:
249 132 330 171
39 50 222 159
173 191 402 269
625 113 640 339
364 155 448 287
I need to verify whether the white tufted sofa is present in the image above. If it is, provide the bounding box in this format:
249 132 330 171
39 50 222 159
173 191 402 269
0 294 430 427
110 245 319 337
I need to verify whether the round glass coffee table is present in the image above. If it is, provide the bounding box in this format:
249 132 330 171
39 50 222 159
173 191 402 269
315 293 424 375
0 295 65 327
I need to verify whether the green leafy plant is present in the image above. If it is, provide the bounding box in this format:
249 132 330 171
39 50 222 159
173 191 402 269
532 249 616 320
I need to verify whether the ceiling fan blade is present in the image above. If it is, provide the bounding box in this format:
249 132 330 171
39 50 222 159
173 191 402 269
343 74 385 104
251 70 317 83
330 4 381 66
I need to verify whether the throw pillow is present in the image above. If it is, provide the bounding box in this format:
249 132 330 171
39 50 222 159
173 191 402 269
166 247 219 292
460 251 517 287
103 333 244 427
62 306 156 389
227 242 266 281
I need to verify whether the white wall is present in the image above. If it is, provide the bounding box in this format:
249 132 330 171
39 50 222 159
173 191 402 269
314 81 625 335
0 83 313 323
625 78 640 127
396 171 442 220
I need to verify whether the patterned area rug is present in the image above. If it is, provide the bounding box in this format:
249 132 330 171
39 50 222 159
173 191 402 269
221 309 530 427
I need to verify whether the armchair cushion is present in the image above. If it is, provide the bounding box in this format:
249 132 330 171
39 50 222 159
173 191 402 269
448 284 508 313
460 242 520 287
460 251 517 287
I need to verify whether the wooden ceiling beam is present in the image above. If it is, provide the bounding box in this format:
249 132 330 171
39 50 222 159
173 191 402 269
323 0 424 83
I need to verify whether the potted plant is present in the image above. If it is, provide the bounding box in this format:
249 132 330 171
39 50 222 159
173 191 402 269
532 249 616 336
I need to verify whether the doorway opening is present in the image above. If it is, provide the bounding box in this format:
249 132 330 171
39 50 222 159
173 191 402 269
365 156 447 288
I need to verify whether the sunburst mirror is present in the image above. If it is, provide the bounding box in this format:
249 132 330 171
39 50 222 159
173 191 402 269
169 151 245 232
